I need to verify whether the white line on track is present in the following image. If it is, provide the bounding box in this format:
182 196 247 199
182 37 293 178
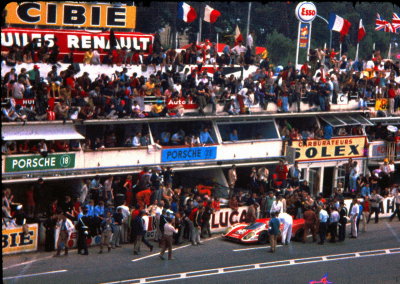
233 245 283 252
386 222 400 242
131 235 221 262
3 269 68 280
3 255 54 270
101 247 400 284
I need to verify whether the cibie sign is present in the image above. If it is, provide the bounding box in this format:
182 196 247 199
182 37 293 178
295 2 317 23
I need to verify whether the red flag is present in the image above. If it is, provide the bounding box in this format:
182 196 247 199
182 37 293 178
234 25 243 46
339 19 351 43
358 19 366 42
204 5 221 23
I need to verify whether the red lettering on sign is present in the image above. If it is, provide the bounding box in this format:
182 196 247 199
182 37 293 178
301 8 316 16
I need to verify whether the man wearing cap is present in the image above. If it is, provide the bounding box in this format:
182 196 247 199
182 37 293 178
27 65 41 88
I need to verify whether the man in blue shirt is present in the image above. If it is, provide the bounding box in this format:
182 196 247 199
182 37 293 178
229 129 239 142
95 201 106 219
323 124 333 140
360 183 371 198
268 212 280 253
86 200 96 217
199 127 215 144
318 205 329 245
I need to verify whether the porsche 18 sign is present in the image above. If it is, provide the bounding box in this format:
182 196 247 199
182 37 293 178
5 2 136 29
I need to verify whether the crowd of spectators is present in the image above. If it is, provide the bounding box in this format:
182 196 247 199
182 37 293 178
2 37 400 123
3 156 399 253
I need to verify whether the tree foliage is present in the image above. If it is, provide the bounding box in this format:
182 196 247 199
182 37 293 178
135 2 400 64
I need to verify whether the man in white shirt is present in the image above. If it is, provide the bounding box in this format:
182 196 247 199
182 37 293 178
350 198 359 238
54 212 75 257
278 212 293 245
117 202 131 243
159 217 178 260
390 186 400 221
79 179 90 205
246 31 254 53
12 78 25 99
328 207 340 243
132 132 142 147
270 195 284 215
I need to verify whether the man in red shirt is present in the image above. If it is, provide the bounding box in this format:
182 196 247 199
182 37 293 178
275 160 289 189
300 61 310 79
388 84 396 115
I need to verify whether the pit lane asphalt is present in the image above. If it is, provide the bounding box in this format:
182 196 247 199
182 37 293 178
3 220 400 284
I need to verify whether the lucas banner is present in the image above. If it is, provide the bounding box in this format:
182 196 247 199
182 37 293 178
5 2 136 29
299 23 310 48
1 28 154 60
2 224 39 255
290 137 366 161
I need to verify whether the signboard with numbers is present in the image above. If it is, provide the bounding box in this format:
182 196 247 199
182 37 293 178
5 154 75 172
161 146 217 162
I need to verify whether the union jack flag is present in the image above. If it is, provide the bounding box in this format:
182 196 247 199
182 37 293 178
375 13 395 33
392 13 400 32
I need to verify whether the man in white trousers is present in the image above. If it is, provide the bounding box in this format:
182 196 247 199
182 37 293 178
278 212 293 245
350 198 359 239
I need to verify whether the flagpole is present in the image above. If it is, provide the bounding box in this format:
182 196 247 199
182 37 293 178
307 21 312 62
339 43 342 58
198 14 202 44
246 2 252 38
373 42 375 51
176 31 179 49
388 43 392 60
323 42 326 66
295 20 301 69
355 42 359 62
217 33 219 49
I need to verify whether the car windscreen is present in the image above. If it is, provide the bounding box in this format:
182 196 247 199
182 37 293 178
245 222 264 230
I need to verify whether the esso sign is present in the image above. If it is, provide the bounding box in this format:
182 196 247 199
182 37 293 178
295 2 317 23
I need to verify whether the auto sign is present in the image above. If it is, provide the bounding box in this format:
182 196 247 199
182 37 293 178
295 2 317 23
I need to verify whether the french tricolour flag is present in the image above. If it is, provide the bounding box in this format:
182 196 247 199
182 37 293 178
178 2 197 23
204 5 221 23
329 13 351 36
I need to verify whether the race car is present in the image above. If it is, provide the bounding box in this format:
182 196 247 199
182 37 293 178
222 216 305 244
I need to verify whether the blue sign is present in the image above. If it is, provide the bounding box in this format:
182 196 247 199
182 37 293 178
299 22 310 48
161 147 217 162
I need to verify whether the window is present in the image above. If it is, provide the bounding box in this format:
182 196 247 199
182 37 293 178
149 120 216 146
217 120 279 142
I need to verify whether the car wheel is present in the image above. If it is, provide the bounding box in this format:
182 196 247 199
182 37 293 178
258 231 269 244
294 229 304 242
